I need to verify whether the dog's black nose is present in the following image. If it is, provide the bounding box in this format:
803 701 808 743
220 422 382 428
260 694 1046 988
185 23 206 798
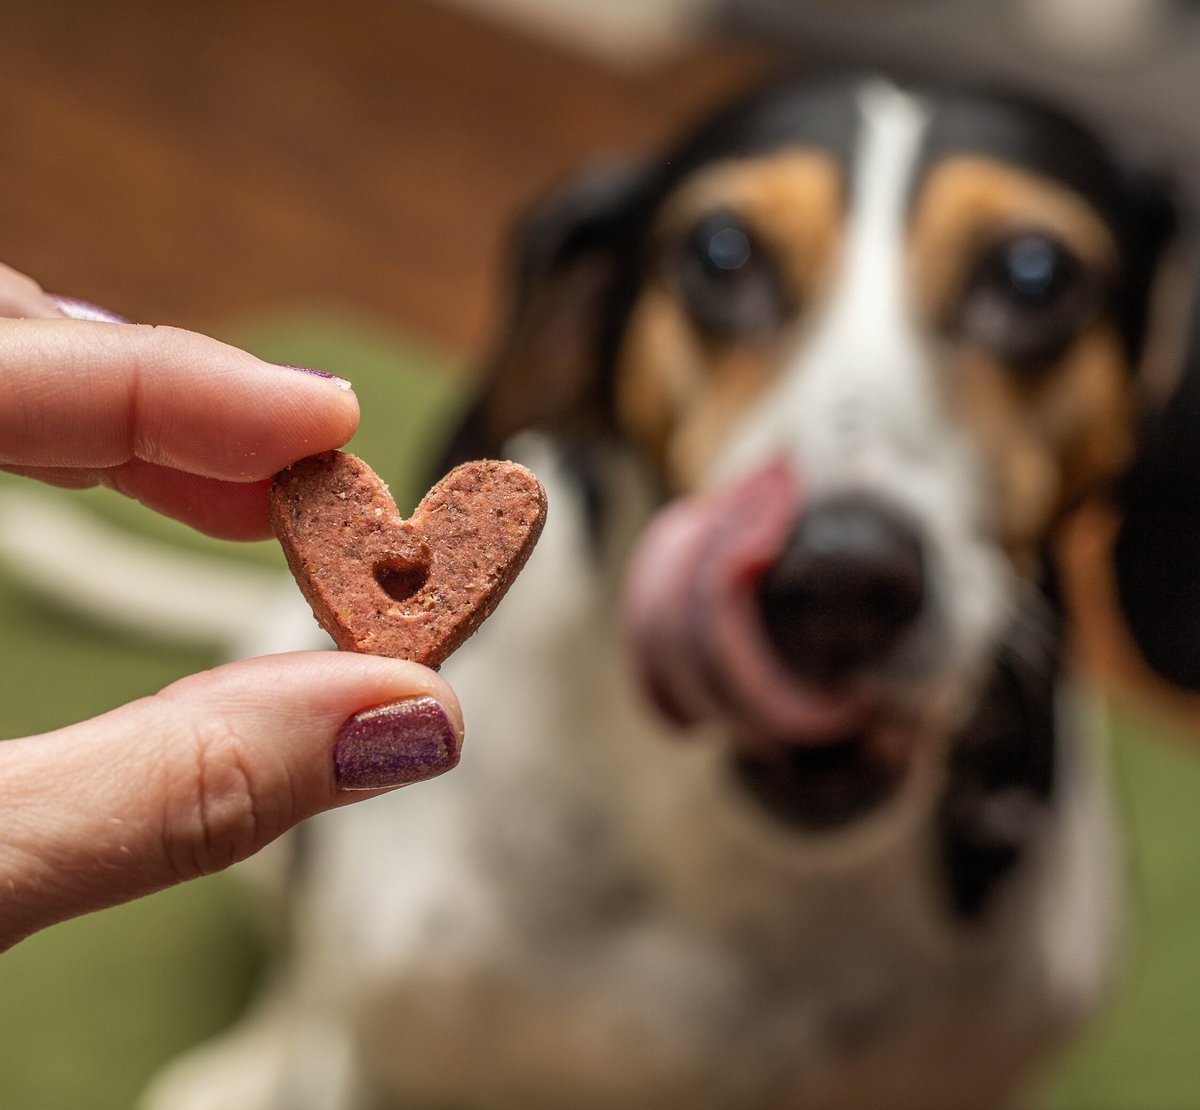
756 496 925 683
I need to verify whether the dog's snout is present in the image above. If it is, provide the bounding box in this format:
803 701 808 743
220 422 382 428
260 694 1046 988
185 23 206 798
756 497 925 683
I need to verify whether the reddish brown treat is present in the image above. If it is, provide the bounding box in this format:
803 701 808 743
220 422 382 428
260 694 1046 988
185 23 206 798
270 451 547 668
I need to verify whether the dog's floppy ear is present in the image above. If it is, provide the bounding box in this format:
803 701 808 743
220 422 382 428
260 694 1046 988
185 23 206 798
1111 219 1200 689
1111 169 1180 368
442 161 651 465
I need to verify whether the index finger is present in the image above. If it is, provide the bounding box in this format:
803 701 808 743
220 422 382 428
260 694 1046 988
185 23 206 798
0 263 65 319
0 318 359 478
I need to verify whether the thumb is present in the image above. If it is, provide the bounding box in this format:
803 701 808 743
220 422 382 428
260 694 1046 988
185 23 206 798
0 652 463 950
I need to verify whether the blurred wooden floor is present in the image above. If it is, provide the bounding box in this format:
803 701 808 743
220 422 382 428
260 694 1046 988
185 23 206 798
0 0 769 352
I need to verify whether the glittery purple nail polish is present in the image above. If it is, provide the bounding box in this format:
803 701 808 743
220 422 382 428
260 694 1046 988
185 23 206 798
334 697 460 791
275 363 353 390
48 295 130 323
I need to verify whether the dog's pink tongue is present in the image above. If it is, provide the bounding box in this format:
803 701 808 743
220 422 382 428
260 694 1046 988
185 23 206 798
624 462 869 741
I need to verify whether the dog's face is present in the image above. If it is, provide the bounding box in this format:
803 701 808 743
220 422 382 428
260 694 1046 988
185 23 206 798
618 97 1132 552
456 76 1177 840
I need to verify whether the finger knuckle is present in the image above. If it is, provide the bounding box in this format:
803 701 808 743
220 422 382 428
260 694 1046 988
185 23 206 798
162 715 289 883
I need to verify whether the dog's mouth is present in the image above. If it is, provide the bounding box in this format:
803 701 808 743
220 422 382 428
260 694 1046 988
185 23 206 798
623 460 923 830
730 729 905 830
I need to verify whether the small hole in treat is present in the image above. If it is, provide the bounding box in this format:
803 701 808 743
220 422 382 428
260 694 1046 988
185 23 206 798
374 557 430 602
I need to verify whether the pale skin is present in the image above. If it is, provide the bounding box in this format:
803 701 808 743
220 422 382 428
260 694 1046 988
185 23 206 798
0 265 464 951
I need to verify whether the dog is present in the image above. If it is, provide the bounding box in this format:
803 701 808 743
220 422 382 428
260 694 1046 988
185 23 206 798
117 71 1199 1108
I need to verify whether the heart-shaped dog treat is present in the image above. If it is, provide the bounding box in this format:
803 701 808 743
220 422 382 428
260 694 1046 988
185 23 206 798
270 451 547 668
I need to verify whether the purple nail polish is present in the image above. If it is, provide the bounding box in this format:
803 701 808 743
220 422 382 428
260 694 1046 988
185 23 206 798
334 696 460 791
48 295 130 323
275 363 353 391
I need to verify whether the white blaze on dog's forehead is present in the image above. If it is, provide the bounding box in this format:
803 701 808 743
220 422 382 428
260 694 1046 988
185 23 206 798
711 80 1009 691
713 80 935 490
713 81 984 534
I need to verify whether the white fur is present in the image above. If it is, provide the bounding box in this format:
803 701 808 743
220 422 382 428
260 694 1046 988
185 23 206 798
137 433 1117 1110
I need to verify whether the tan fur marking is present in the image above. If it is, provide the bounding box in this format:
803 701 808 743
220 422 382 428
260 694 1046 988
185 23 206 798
910 157 1117 330
951 323 1133 561
617 285 708 468
658 152 845 308
616 151 841 489
911 158 1134 567
668 348 781 490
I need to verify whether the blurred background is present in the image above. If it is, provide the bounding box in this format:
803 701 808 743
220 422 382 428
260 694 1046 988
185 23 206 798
2 1 1200 1106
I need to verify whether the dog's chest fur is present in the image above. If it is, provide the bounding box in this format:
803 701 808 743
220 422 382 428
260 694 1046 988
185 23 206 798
292 441 1117 1110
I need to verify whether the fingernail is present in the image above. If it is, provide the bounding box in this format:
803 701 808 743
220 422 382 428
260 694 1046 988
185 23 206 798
334 696 461 791
48 295 130 323
275 363 353 391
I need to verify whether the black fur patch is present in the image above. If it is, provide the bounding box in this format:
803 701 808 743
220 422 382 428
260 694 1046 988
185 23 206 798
1114 279 1200 688
937 586 1060 921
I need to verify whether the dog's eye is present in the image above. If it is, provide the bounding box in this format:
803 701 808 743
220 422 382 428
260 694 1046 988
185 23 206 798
957 234 1100 371
674 211 788 338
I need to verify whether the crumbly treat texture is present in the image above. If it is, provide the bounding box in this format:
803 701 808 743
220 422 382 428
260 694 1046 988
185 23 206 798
269 451 547 668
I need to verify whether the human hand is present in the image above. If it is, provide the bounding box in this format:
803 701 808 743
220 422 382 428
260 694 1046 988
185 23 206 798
0 269 464 951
